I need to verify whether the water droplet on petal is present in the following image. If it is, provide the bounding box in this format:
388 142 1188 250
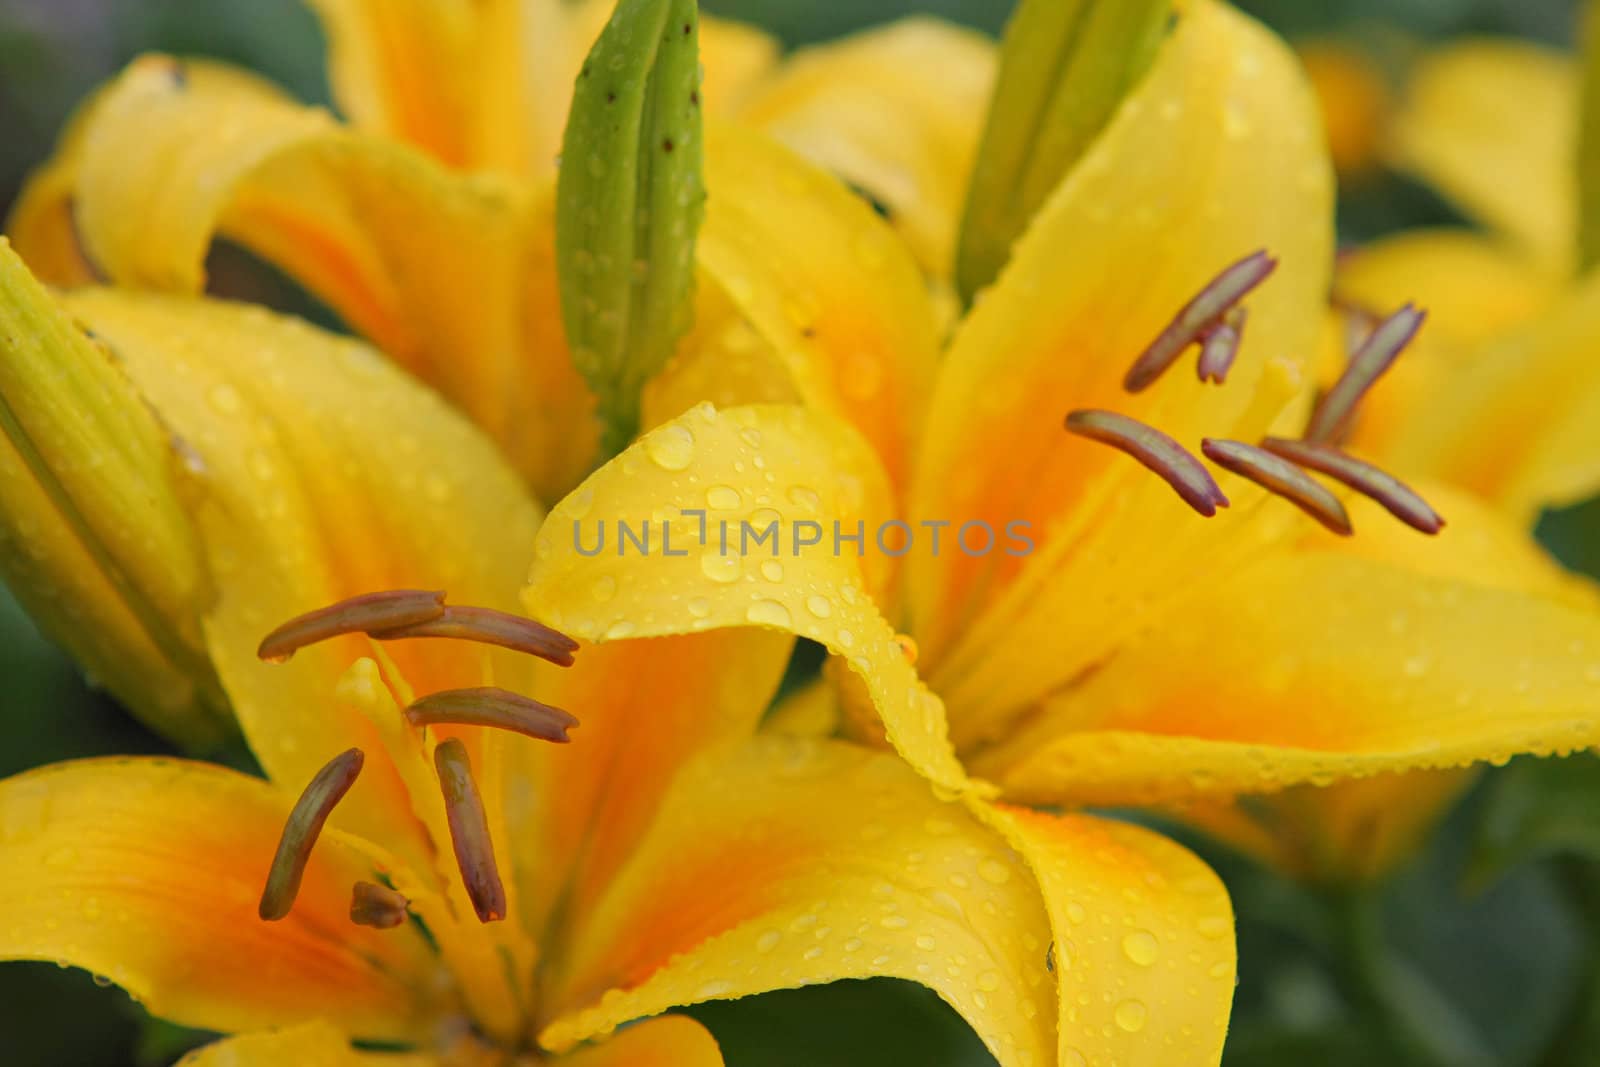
646 425 695 470
700 552 740 583
1114 998 1148 1032
1122 930 1159 967
748 599 792 627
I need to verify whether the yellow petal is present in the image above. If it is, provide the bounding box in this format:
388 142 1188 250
179 1023 435 1067
501 632 793 942
0 759 434 1041
1336 228 1558 346
64 289 543 865
1389 39 1576 271
69 54 593 498
304 0 479 165
984 805 1235 1066
536 736 1055 1066
983 538 1600 806
908 0 1332 737
560 1015 724 1067
736 18 997 276
0 240 224 747
692 126 942 494
524 403 980 797
1374 268 1600 521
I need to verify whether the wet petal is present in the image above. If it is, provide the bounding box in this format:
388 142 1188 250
559 1015 724 1067
908 0 1332 741
66 54 592 497
537 736 1054 1066
64 289 542 863
984 805 1235 1067
0 759 434 1041
981 507 1600 805
523 403 979 797
692 126 942 494
737 18 996 276
178 1023 436 1066
1389 39 1576 271
502 633 792 944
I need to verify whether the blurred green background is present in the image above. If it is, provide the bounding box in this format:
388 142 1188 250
0 0 1595 1064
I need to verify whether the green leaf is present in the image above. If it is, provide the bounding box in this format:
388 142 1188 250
681 978 997 1067
1469 753 1600 887
556 0 705 454
953 0 1172 302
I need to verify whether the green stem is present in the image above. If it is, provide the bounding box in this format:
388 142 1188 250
1328 888 1446 1066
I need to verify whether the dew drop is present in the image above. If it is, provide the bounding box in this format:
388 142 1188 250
748 599 792 627
977 970 1001 992
805 595 833 618
206 383 242 415
1122 930 1159 967
646 425 695 470
1114 998 1148 1032
687 596 711 618
706 485 741 510
760 560 784 582
978 858 1011 885
591 575 617 603
700 552 740 583
756 930 782 954
604 619 636 640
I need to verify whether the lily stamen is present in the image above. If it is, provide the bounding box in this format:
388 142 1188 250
1304 303 1426 443
259 748 365 921
373 605 580 667
1196 307 1246 385
1200 438 1352 535
1066 409 1229 516
435 739 507 924
256 590 446 663
1123 249 1277 392
349 880 410 929
1260 437 1445 534
406 687 578 743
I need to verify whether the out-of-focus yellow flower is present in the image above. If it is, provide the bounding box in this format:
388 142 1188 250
0 240 1130 1066
7 6 994 502
1297 37 1392 179
522 0 1600 900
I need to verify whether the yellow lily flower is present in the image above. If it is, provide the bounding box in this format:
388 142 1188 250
7 5 993 504
0 240 1191 1066
518 0 1600 898
1256 31 1600 883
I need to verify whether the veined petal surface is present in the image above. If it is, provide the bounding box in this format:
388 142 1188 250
0 759 434 1041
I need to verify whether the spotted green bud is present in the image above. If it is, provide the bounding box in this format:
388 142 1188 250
0 239 228 748
955 0 1173 302
556 0 705 455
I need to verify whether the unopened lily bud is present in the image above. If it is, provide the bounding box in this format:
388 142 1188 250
955 0 1174 301
0 240 227 747
556 0 706 455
